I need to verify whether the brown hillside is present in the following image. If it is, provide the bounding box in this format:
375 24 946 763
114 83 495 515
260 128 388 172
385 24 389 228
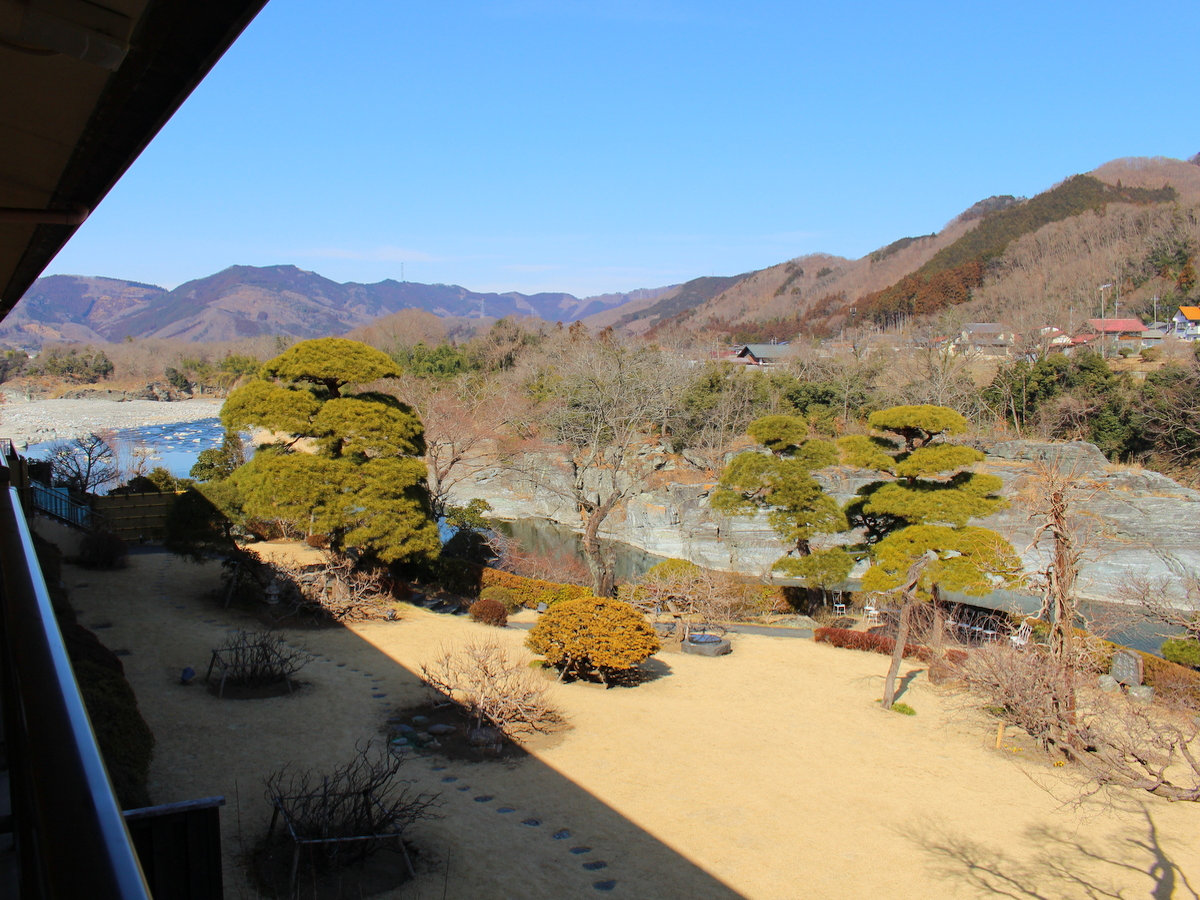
655 217 978 337
1092 156 1200 203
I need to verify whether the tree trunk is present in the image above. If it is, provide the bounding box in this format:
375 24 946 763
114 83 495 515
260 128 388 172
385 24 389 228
581 500 618 597
881 600 912 710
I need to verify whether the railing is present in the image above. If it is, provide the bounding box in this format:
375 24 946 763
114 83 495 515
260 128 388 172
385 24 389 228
29 480 93 529
0 462 151 898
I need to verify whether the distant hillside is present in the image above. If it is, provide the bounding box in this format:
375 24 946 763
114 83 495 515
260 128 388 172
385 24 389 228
3 266 668 347
637 154 1200 341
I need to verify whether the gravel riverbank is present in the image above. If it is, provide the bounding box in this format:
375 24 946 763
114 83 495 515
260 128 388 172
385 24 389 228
0 397 225 448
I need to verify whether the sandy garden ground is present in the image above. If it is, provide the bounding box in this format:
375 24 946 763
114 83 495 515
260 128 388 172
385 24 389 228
56 539 1199 899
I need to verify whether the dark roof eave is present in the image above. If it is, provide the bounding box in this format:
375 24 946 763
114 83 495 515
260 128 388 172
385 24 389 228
1 0 270 314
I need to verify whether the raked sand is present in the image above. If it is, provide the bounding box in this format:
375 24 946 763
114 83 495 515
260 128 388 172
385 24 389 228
60 543 1198 899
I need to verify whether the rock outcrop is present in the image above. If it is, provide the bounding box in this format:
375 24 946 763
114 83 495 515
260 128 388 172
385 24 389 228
449 439 1200 605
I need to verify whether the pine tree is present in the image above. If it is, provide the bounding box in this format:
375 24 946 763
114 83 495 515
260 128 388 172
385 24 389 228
220 338 439 565
840 405 1021 708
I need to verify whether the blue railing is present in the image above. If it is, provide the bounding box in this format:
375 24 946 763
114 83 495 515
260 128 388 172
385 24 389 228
29 480 92 529
0 462 151 897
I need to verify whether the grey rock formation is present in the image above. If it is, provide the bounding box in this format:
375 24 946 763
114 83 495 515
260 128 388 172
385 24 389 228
450 440 1200 605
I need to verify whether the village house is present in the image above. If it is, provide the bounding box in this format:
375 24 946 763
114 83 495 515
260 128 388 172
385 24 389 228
1087 317 1150 354
1170 306 1200 340
734 342 792 366
952 323 1014 357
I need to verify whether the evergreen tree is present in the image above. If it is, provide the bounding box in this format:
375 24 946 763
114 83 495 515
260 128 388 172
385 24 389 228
839 404 1021 708
220 338 439 565
712 414 848 582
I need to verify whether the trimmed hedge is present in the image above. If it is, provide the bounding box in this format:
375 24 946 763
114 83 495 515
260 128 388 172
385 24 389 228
468 597 508 627
480 568 592 609
813 626 967 667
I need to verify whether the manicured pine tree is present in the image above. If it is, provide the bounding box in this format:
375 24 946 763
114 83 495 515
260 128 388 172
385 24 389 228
220 338 440 565
839 404 1021 708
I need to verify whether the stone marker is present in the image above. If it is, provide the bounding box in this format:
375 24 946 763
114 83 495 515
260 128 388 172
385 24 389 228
1097 674 1119 692
1110 650 1143 687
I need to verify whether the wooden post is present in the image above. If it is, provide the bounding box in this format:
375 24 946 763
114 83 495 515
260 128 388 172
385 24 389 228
995 720 1005 750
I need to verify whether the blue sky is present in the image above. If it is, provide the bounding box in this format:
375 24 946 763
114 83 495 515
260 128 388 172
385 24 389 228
44 1 1200 298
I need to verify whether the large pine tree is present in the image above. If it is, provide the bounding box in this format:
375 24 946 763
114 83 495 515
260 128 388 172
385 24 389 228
220 338 440 565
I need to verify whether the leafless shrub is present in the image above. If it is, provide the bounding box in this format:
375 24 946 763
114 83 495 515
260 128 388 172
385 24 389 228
273 552 401 622
958 643 1200 802
420 639 561 737
264 741 439 870
211 630 312 689
493 539 592 587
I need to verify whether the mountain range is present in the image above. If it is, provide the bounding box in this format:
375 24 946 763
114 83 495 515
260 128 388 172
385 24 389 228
6 154 1199 349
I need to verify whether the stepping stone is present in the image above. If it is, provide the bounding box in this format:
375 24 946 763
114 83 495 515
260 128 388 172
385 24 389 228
372 693 387 699
336 663 346 668
553 830 571 840
497 807 515 814
473 795 493 803
583 861 608 871
441 776 458 783
457 786 470 792
570 847 591 855
522 818 541 827
593 880 617 892
431 765 447 771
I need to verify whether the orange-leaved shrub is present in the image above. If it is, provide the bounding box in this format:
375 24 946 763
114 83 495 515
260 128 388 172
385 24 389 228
468 597 508 628
480 568 591 609
526 596 660 683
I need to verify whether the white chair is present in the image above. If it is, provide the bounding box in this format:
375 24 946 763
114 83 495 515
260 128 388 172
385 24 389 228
864 602 879 625
833 597 847 617
1009 620 1033 650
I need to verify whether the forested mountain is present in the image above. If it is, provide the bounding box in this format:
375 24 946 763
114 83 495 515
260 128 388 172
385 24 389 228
3 266 673 347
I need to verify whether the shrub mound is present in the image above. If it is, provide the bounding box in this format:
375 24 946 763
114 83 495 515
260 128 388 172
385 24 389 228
478 585 518 613
527 596 660 683
76 530 128 569
480 568 591 609
468 597 508 627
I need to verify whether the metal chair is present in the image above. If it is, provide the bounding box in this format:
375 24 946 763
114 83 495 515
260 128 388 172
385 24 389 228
1009 620 1033 650
864 602 880 624
833 597 847 617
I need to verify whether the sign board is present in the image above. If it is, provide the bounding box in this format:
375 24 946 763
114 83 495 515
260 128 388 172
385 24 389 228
1110 650 1143 687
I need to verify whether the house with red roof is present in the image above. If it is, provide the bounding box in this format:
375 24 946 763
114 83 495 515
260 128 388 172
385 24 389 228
1087 318 1148 354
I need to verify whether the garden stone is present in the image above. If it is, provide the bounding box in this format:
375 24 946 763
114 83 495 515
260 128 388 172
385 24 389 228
1097 674 1119 692
428 723 456 736
1127 684 1155 703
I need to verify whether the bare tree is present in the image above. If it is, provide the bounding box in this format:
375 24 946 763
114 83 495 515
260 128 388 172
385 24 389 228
961 644 1200 802
49 432 119 494
391 373 509 520
511 336 684 595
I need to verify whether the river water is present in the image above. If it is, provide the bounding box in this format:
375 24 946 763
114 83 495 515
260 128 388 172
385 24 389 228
25 417 230 483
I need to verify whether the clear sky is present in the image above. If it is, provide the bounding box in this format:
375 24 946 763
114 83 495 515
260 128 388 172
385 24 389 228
44 1 1200 299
